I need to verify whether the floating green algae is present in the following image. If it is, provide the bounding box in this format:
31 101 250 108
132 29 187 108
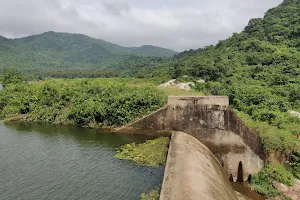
115 137 170 167
140 187 160 200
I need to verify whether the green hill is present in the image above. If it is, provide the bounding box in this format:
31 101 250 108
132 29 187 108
0 31 177 76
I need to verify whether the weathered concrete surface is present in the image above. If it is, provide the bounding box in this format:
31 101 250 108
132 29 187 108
224 109 264 158
115 105 173 136
160 132 238 200
206 130 264 182
117 96 264 181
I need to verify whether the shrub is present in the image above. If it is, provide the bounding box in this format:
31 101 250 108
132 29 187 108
251 164 295 198
140 187 160 200
0 79 168 127
288 151 300 179
235 110 298 154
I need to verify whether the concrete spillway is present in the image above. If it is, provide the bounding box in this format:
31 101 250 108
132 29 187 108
160 132 238 200
116 96 265 199
117 96 264 181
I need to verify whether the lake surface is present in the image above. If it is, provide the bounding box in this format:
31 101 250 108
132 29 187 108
0 122 164 200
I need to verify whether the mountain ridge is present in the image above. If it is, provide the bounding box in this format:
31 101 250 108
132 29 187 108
2 31 177 56
0 31 177 74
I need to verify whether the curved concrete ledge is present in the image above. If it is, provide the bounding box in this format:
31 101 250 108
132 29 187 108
160 132 238 200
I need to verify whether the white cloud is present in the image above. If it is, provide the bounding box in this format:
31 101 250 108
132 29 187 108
0 0 283 51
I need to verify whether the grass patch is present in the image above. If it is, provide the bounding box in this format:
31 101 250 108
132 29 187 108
234 109 299 154
140 187 160 200
0 78 167 127
115 137 170 167
251 164 294 199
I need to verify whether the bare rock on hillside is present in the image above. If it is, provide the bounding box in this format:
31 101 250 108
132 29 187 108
289 110 300 118
158 79 195 91
272 179 300 200
196 79 206 83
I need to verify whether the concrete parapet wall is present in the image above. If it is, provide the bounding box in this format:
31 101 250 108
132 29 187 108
224 108 265 158
160 132 238 200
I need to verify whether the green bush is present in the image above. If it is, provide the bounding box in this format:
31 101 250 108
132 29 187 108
191 82 206 93
0 79 167 127
235 110 298 154
251 164 295 198
288 151 300 179
140 187 160 200
0 70 24 87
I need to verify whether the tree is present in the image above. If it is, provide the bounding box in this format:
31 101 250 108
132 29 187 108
0 70 23 87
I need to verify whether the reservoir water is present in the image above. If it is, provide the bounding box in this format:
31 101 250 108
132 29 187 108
0 122 164 200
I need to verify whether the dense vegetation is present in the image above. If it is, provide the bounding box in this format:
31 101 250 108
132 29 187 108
0 70 24 87
0 31 176 77
115 137 170 167
252 164 295 198
0 78 167 127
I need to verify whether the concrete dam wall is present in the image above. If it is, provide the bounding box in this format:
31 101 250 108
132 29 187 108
160 132 238 200
118 96 264 182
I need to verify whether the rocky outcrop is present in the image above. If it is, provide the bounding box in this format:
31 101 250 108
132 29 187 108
272 180 300 200
289 110 300 118
158 79 195 91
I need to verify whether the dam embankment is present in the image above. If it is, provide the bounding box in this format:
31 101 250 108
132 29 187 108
117 96 265 182
160 132 238 200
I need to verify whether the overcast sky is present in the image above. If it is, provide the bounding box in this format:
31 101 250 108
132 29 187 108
0 0 283 51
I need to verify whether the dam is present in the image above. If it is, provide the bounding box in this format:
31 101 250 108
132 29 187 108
117 96 266 199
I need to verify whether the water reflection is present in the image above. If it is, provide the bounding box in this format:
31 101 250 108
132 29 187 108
4 121 156 147
0 122 164 200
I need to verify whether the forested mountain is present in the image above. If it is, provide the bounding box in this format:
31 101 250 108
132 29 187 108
0 31 177 76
